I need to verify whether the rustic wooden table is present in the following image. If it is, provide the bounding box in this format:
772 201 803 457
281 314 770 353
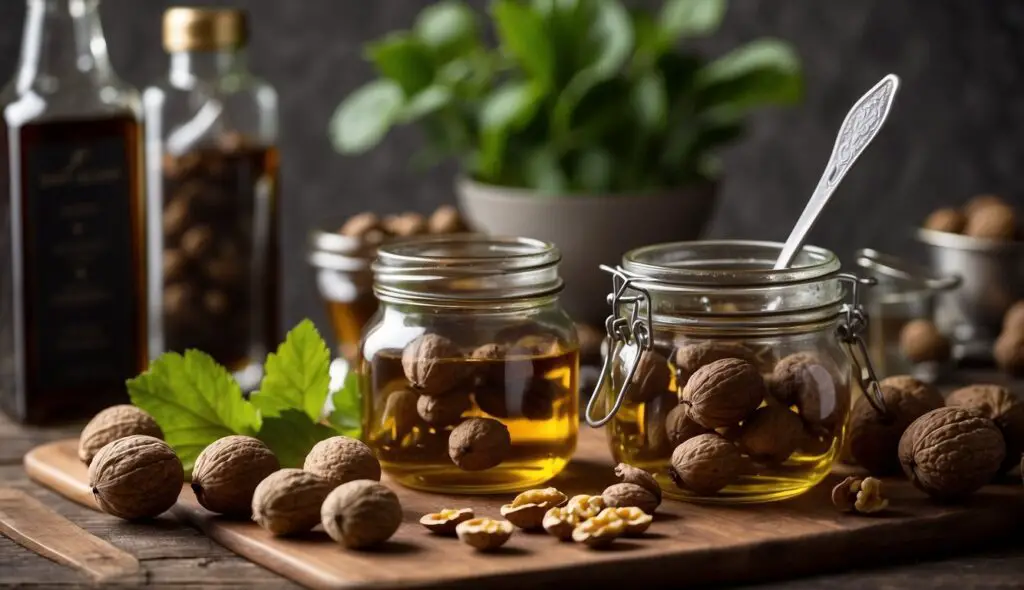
2 371 1023 589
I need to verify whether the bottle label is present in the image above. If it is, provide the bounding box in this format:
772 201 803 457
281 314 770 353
24 135 137 391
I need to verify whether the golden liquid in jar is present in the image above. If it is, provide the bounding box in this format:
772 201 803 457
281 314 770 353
325 293 378 363
364 347 579 494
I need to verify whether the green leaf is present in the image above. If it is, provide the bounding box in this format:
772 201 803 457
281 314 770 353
366 34 435 96
588 0 633 78
250 319 331 422
329 80 404 154
397 86 453 122
695 38 802 114
659 0 727 42
523 147 567 193
127 350 259 473
492 0 555 87
481 81 542 131
414 1 479 59
574 148 612 192
327 368 362 438
631 70 667 131
257 410 338 468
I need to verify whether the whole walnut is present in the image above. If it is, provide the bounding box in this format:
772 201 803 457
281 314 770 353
449 418 511 471
922 208 966 234
602 483 659 515
847 375 944 475
964 194 1008 217
665 403 711 447
737 405 804 464
673 341 758 386
427 205 467 234
338 212 386 245
994 330 1024 376
417 393 471 426
899 407 1005 500
78 405 164 465
898 319 950 363
946 385 1024 473
89 435 184 520
644 393 677 453
681 358 765 429
303 436 381 487
321 480 403 549
625 350 672 404
964 203 1017 240
251 469 332 536
402 333 463 395
383 389 420 440
669 433 745 495
1003 300 1024 333
383 212 428 237
191 436 280 517
771 352 845 428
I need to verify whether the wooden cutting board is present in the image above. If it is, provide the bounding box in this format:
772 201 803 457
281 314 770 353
23 430 1024 590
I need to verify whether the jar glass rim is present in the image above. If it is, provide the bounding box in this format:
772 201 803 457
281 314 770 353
621 240 841 287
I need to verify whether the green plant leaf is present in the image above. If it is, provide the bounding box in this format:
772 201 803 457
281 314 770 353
523 147 567 193
574 147 612 192
327 368 362 438
659 0 727 42
250 319 331 422
481 80 542 131
257 410 338 468
695 38 802 114
126 350 259 473
414 1 479 60
631 70 667 131
366 34 435 96
398 86 454 122
329 80 404 154
588 0 633 78
492 0 555 87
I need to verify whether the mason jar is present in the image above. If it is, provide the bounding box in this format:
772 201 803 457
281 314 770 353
361 235 579 493
586 241 885 504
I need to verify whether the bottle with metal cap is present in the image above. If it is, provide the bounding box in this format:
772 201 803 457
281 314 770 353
143 7 280 391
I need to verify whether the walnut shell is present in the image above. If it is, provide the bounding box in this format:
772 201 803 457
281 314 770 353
1002 301 1024 333
383 389 420 440
427 205 467 234
402 334 463 395
847 375 944 475
964 194 1008 217
626 350 672 404
737 405 804 464
922 208 966 234
417 393 471 426
303 436 381 487
474 377 559 421
321 480 402 549
613 463 661 503
964 203 1017 240
898 319 950 363
946 385 1024 473
191 435 279 517
78 405 164 465
673 341 758 386
601 483 659 515
251 469 332 536
665 403 711 447
681 358 765 429
899 407 1005 500
668 433 744 495
338 212 386 244
88 435 184 520
456 517 514 551
500 487 568 530
771 352 845 428
448 417 511 471
420 508 474 536
644 393 677 453
383 212 428 237
467 342 507 388
994 330 1024 376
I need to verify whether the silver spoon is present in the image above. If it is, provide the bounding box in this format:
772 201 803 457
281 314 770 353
774 74 901 270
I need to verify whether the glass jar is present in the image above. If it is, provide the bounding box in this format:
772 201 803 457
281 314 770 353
586 241 885 504
361 235 579 493
307 230 378 363
143 8 279 390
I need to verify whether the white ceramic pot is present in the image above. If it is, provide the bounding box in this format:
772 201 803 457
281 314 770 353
456 177 718 325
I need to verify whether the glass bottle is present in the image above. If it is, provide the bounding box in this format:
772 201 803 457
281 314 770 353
0 0 147 424
143 8 280 391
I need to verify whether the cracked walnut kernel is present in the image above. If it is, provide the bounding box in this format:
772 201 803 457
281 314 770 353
456 517 514 551
500 487 568 530
542 506 578 540
831 476 889 514
566 494 605 520
571 508 627 548
605 506 653 536
420 508 474 536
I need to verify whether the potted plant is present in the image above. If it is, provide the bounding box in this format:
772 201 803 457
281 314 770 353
330 0 802 324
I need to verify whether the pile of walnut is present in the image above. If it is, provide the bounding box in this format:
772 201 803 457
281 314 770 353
846 376 1023 499
897 318 951 365
419 463 659 551
922 193 1019 241
994 300 1024 376
632 342 846 496
337 205 467 246
79 406 403 549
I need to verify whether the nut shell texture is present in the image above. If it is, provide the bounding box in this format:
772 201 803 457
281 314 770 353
626 350 672 404
401 333 462 395
665 403 711 447
448 417 511 471
88 435 183 520
945 385 1024 473
613 463 661 502
669 433 744 495
303 436 381 487
417 393 470 426
682 358 764 429
848 376 944 475
78 405 163 465
898 407 1006 500
251 469 332 536
601 483 659 515
737 405 804 464
898 319 950 363
321 480 403 549
771 353 845 427
192 436 279 517
674 342 757 385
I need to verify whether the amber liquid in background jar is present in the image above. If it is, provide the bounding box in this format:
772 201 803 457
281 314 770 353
325 294 377 362
161 137 279 370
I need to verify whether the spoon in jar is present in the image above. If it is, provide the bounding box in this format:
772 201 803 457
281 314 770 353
773 74 901 270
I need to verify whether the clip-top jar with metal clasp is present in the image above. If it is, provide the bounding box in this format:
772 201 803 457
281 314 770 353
585 241 885 504
361 235 579 493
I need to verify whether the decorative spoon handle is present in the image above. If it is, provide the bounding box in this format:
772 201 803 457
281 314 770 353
774 74 901 270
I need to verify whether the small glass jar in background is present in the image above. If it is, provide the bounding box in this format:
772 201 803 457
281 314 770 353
361 235 579 494
587 241 885 504
307 230 378 363
143 8 280 390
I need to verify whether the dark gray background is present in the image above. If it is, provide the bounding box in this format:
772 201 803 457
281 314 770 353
3 0 1024 335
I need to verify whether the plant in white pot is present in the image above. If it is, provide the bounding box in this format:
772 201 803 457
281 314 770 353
330 0 802 324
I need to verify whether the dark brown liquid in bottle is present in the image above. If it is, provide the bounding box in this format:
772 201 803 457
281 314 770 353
0 115 148 424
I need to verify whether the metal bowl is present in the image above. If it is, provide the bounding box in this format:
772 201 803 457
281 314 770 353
916 228 1024 352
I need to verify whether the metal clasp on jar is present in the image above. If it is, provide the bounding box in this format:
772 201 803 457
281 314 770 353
584 265 653 427
837 273 888 419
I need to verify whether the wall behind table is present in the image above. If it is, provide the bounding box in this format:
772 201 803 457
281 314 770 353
0 0 1022 335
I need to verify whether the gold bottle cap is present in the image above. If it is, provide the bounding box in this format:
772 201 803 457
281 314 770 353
163 7 248 52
